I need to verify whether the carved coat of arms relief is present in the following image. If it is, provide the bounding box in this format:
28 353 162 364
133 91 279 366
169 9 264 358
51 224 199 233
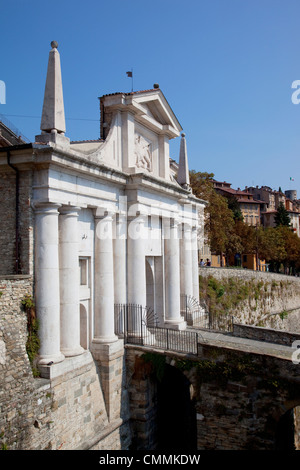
134 134 152 172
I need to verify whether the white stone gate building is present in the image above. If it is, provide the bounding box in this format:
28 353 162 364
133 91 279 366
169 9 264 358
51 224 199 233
0 42 206 374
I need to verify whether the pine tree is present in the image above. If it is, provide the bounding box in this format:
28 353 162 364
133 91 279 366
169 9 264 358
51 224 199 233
274 202 291 227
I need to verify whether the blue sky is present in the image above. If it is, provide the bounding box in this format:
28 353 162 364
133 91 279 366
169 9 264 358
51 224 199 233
1 0 300 195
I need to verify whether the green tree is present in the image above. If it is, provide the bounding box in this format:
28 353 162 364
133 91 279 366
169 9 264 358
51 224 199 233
189 171 235 265
274 202 291 227
257 226 300 273
224 194 243 221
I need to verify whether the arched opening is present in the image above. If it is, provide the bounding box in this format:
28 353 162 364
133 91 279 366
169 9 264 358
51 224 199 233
156 364 197 451
275 406 300 451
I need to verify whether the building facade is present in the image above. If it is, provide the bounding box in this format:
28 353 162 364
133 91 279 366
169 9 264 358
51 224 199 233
0 42 205 374
214 180 263 226
246 185 300 237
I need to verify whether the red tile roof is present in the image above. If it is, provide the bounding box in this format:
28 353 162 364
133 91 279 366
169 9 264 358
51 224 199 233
100 89 159 99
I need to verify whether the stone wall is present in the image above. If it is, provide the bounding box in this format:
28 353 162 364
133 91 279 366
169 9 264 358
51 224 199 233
125 348 158 450
200 267 300 283
233 323 300 346
0 275 131 450
126 346 300 451
0 168 34 275
199 267 300 332
0 171 17 274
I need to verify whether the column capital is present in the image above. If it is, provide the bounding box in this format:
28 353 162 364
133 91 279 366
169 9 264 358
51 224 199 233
93 208 115 221
169 217 181 229
127 210 148 222
181 221 193 236
32 201 61 213
59 205 81 216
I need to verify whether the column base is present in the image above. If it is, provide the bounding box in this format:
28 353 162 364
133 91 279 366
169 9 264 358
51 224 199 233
92 334 119 345
38 351 92 380
61 345 85 357
164 319 187 330
38 351 65 366
125 330 156 346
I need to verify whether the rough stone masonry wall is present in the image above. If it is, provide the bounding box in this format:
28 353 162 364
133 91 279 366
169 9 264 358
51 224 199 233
126 346 300 451
0 276 131 450
125 348 158 450
199 267 300 332
0 168 34 275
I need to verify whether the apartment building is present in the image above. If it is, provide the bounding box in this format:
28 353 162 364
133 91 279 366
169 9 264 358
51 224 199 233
246 186 300 237
213 180 263 226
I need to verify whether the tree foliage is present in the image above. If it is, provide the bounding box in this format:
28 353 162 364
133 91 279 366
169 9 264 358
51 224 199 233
274 202 291 227
189 171 235 262
190 170 300 273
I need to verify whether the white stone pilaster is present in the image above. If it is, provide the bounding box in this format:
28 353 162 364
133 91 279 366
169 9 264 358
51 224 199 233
192 226 200 302
59 206 84 357
164 218 186 330
114 213 127 305
113 213 127 335
34 202 64 365
180 222 194 298
93 211 118 348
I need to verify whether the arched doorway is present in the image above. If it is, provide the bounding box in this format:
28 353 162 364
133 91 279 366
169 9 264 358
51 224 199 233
156 364 197 451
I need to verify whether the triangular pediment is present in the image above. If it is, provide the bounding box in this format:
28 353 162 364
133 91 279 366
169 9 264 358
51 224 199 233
131 90 182 136
100 88 182 139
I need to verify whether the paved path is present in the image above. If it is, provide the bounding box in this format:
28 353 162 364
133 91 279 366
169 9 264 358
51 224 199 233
189 327 295 360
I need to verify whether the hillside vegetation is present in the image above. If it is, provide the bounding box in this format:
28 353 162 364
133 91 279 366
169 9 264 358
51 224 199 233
199 274 300 330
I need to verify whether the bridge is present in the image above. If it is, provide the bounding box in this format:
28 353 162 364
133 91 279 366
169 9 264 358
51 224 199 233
120 303 300 451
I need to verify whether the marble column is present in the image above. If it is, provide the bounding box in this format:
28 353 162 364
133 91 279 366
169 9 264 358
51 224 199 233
127 213 148 337
164 218 186 330
127 213 147 307
34 202 64 365
59 205 84 357
192 226 200 301
113 213 127 335
93 211 118 346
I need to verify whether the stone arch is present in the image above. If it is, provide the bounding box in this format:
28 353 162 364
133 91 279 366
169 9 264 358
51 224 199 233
156 363 197 451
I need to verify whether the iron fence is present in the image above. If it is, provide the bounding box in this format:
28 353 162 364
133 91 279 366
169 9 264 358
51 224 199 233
208 314 234 332
114 303 199 355
180 294 234 332
180 294 209 328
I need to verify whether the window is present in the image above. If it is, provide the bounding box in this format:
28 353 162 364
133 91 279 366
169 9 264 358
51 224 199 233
79 257 89 286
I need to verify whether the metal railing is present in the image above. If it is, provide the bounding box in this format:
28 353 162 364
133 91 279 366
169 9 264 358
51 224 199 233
181 294 209 328
114 303 199 355
181 294 234 332
208 314 234 332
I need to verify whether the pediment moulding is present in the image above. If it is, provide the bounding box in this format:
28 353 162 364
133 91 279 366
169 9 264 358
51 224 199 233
99 89 182 139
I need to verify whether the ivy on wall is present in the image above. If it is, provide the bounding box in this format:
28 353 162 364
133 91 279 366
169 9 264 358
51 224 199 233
21 294 40 377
